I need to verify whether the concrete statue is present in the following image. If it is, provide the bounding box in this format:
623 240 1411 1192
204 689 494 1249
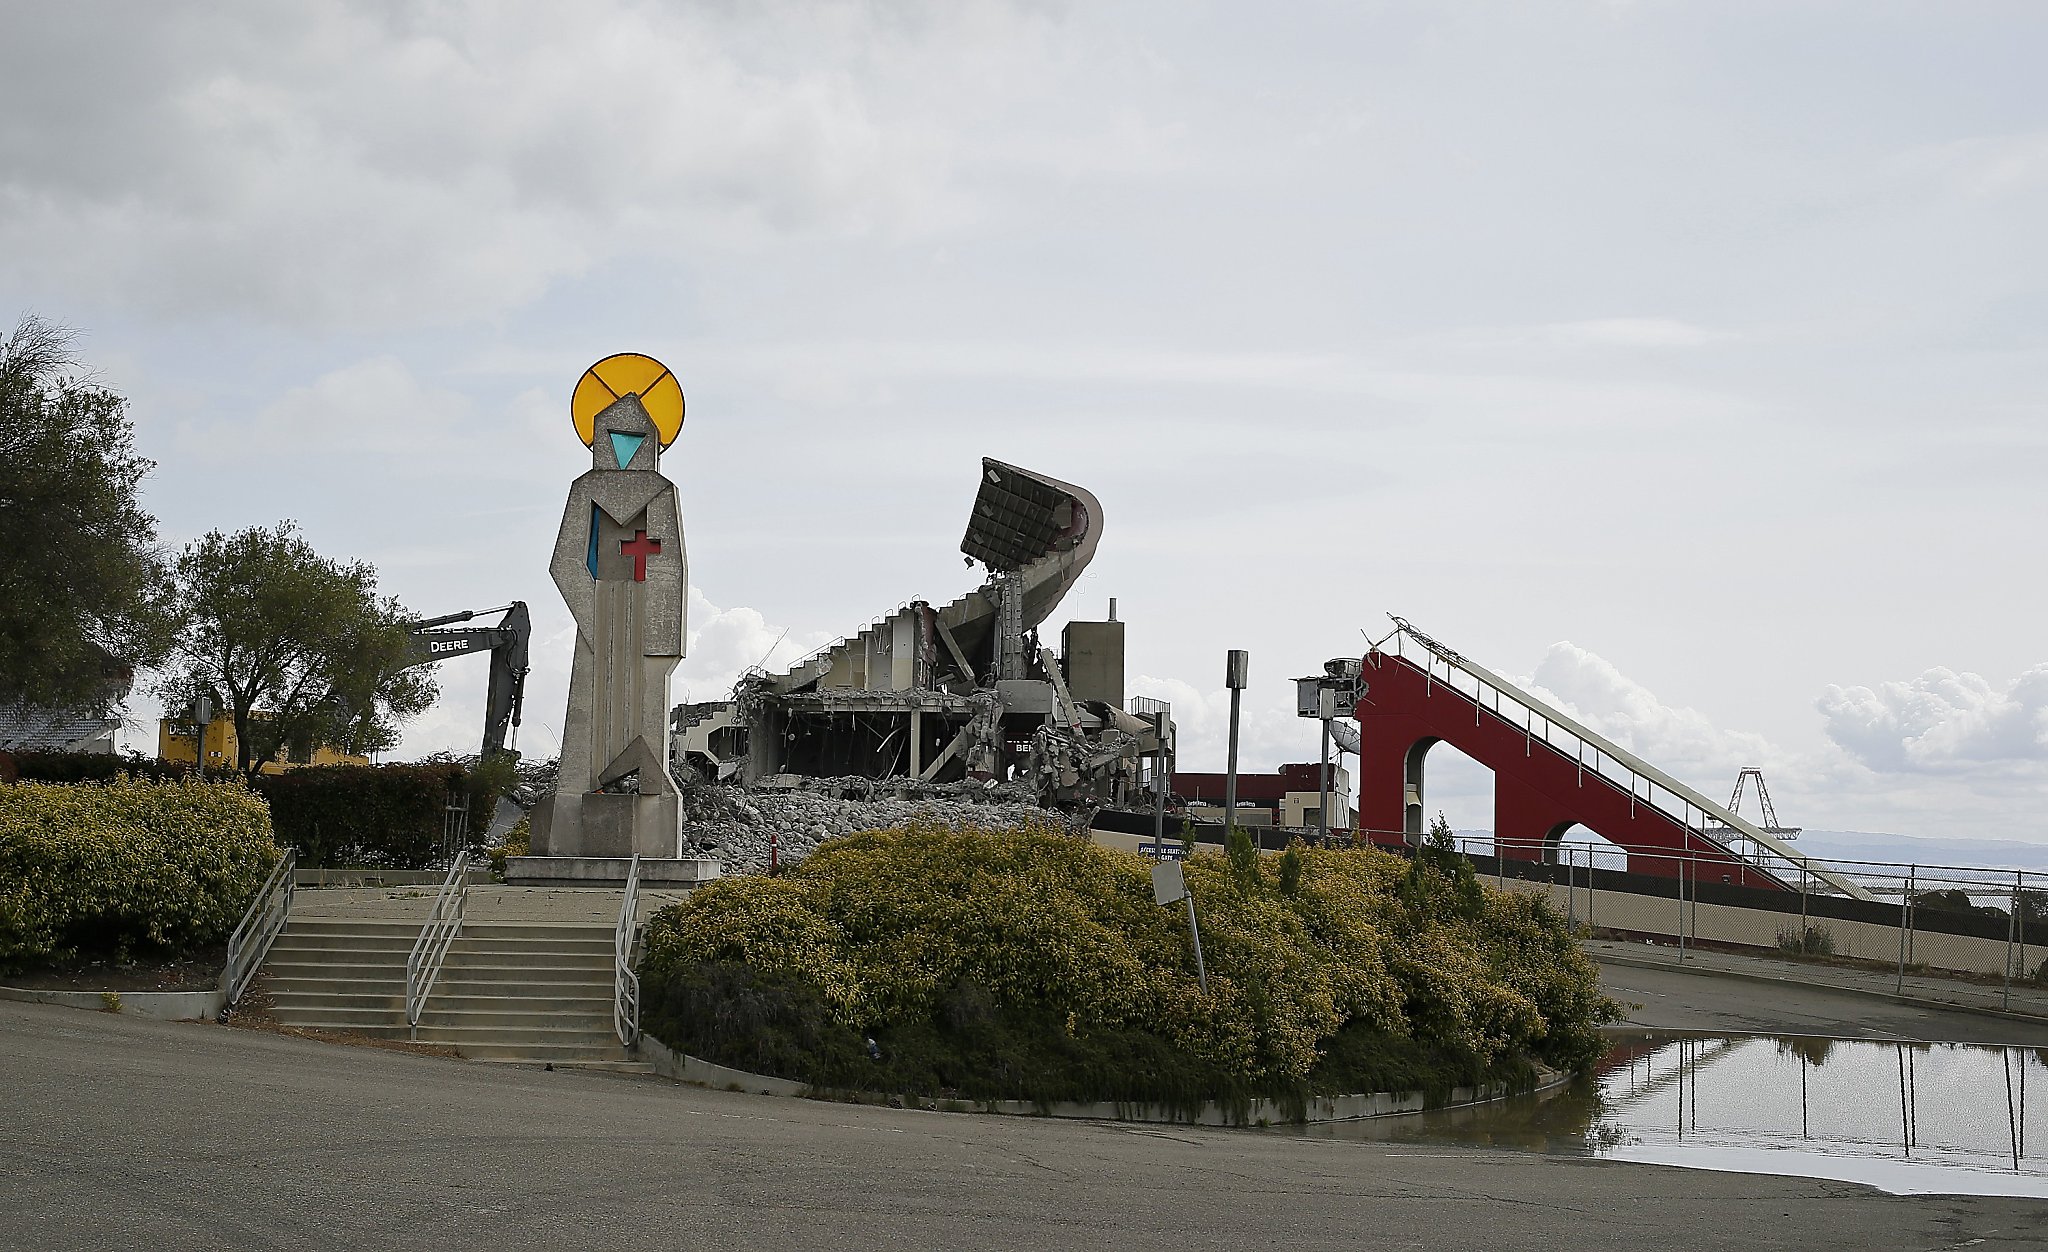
511 353 718 887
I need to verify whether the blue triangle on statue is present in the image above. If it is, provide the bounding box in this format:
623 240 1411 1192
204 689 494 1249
609 431 646 468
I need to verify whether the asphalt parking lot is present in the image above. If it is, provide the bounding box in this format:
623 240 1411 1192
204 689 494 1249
6 999 2046 1252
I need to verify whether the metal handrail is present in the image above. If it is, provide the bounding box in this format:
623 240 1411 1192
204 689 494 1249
1381 617 1874 901
406 851 471 1038
220 848 297 1009
615 854 641 1048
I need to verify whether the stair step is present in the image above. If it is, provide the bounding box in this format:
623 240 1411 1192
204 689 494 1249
268 1004 411 1024
264 963 407 983
450 1041 637 1061
266 978 405 995
266 941 417 958
436 962 613 980
448 923 617 941
450 939 614 956
407 1025 620 1046
435 981 610 998
266 991 410 1010
415 1009 614 1030
544 1060 656 1075
267 1014 412 1034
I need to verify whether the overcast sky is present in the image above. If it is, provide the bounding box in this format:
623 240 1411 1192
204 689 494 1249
5 2 2044 845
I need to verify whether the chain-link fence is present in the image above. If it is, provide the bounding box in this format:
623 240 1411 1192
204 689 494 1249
1443 835 2047 1008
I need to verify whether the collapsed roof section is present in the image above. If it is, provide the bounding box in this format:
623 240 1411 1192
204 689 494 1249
671 459 1170 812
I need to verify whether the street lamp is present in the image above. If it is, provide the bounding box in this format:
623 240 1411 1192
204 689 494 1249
1223 649 1247 839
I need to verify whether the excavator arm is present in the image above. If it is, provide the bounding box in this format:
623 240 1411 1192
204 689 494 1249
401 602 531 760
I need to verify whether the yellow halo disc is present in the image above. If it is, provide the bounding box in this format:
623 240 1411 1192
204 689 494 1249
571 352 684 448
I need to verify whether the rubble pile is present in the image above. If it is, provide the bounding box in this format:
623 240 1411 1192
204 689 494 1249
677 777 1079 875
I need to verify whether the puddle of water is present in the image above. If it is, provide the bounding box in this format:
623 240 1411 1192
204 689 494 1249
1298 1032 2048 1198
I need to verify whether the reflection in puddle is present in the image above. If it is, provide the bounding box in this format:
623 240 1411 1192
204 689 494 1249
1299 1033 2048 1197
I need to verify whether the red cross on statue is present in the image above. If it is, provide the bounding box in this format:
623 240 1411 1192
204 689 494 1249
620 530 662 581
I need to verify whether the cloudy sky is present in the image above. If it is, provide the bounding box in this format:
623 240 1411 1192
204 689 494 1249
5 2 2044 845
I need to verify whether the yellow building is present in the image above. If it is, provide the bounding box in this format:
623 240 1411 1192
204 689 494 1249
157 713 368 775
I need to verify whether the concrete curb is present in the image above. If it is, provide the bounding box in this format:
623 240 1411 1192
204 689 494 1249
637 1035 1568 1126
1592 950 2048 1029
0 984 225 1021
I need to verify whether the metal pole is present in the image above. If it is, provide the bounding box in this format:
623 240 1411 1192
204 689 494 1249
1184 892 1208 994
2021 871 2030 991
2008 871 2020 1011
1153 710 1169 856
1678 857 1687 963
1318 711 1332 844
1897 868 1913 994
1223 650 1247 839
1800 862 1810 955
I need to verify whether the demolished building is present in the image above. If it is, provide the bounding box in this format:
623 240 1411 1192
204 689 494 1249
670 459 1172 816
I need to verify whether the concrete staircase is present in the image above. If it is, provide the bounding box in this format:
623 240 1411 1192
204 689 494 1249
254 886 662 1070
423 923 628 1065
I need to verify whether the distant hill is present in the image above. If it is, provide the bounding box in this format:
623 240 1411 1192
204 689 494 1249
1787 830 2048 874
1449 827 2048 874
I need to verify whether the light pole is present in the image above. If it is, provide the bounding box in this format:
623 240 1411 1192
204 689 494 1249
1317 686 1335 842
1152 708 1170 856
1223 650 1247 839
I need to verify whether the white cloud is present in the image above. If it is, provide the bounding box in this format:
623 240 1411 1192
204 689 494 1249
675 587 836 707
1539 317 1731 349
1818 666 2048 774
201 356 474 462
0 3 1035 330
1523 642 1779 784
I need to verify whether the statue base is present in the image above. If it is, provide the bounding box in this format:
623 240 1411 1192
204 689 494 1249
530 791 680 859
504 855 721 889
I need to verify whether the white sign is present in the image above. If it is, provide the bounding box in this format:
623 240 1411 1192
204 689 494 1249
1152 861 1187 906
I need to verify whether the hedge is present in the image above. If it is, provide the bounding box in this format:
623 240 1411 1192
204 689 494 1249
9 750 188 784
640 820 1619 1113
252 762 465 869
0 776 279 972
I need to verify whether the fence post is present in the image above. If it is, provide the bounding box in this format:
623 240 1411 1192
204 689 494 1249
2020 870 2030 993
1586 847 1596 932
1677 856 1688 964
1897 866 1914 994
1799 862 1809 954
2007 870 2019 1011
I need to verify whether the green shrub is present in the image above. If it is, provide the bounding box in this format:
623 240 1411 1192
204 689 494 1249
10 750 187 784
252 762 463 868
485 815 530 879
640 819 1618 1110
0 776 278 971
1777 924 1835 957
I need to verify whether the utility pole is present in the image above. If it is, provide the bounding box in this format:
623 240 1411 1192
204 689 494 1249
1223 650 1247 839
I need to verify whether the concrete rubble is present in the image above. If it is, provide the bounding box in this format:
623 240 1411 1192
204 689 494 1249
676 775 1076 875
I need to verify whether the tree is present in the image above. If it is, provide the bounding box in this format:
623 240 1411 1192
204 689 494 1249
0 315 173 711
154 523 436 774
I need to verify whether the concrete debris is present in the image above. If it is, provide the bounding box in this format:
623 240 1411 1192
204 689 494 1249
676 776 1075 875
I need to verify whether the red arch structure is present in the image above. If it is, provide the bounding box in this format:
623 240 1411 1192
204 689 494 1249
1351 635 1809 892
